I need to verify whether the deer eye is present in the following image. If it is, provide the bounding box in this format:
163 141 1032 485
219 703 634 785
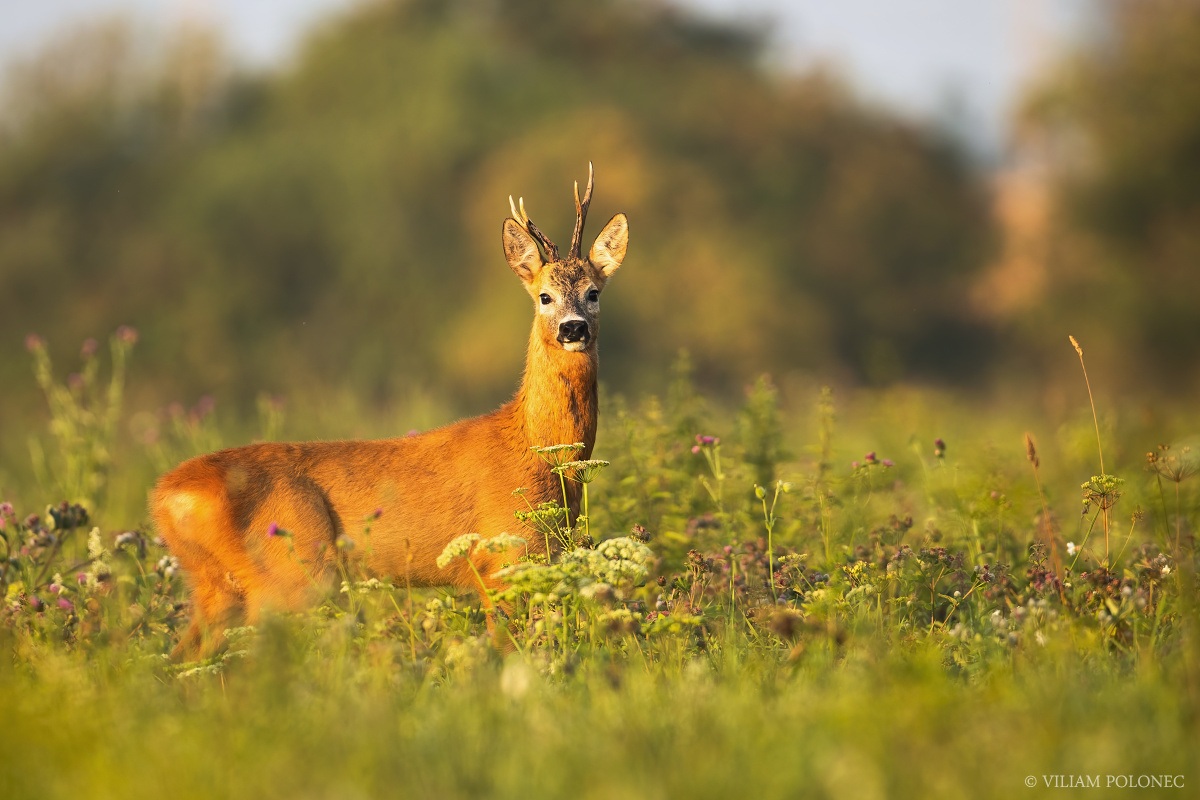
587 289 600 303
539 293 553 305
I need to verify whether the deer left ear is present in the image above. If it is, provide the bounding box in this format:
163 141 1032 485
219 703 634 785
503 218 544 283
589 213 628 278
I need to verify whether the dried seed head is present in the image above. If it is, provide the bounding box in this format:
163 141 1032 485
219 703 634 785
1068 335 1082 356
1025 433 1040 469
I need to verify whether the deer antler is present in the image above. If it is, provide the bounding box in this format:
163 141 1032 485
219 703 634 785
508 194 559 262
569 162 594 260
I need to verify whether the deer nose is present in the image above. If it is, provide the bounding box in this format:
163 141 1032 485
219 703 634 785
557 319 589 343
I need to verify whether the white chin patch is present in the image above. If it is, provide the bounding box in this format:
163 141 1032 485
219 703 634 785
562 340 587 352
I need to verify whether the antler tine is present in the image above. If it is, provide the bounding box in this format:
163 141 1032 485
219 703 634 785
509 193 559 261
569 161 595 259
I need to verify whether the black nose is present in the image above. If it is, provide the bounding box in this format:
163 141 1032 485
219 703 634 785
557 319 589 343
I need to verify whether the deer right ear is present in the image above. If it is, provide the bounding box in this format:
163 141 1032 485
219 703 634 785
502 218 544 283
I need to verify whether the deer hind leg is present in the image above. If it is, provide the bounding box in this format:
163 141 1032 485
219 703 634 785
170 540 248 660
154 486 251 661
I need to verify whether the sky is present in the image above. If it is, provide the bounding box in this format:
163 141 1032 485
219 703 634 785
0 0 1094 156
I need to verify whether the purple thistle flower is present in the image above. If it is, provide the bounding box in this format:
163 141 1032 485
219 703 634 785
267 522 280 537
29 596 45 612
864 452 877 463
57 598 74 612
691 445 701 454
76 573 88 585
882 459 895 468
372 508 383 520
0 501 12 517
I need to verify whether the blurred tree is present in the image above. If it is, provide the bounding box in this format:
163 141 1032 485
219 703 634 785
1018 0 1200 384
0 0 996 425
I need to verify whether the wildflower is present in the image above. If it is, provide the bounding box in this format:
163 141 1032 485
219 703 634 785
850 461 859 470
1162 565 1171 576
691 445 701 454
57 597 74 612
864 452 877 463
24 333 45 352
114 531 140 549
479 532 528 554
192 395 215 421
1066 542 1077 557
437 533 482 568
531 442 585 464
881 459 894 468
371 507 383 520
1025 433 1039 468
934 438 946 458
267 522 280 537
115 325 139 345
0 501 12 517
555 459 610 483
29 596 45 612
694 434 719 447
335 534 355 550
80 338 99 358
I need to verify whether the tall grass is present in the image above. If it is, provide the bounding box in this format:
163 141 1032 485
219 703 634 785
1 336 1197 799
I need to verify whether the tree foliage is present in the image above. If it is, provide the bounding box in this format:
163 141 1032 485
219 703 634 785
0 0 996 417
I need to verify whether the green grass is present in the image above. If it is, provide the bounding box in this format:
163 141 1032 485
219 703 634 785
1 337 1198 799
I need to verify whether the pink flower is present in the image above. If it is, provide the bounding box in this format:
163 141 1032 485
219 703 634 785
57 598 74 612
24 333 45 352
267 522 280 537
115 325 139 345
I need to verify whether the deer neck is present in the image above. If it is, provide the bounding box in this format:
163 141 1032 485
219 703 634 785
512 326 598 457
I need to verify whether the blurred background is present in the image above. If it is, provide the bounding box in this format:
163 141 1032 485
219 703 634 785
1 0 1197 439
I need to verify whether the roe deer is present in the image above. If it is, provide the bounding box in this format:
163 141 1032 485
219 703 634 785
152 164 629 658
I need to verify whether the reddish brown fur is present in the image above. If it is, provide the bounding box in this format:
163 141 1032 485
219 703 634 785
152 173 628 658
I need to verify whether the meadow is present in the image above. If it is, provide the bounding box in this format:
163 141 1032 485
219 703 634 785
1 329 1196 800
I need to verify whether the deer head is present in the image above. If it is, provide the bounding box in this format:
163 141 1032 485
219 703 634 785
502 163 629 353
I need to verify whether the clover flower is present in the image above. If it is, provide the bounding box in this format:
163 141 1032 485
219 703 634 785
157 555 180 578
437 533 482 569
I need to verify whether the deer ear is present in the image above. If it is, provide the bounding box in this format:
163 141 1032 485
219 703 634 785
589 213 628 278
502 218 544 282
